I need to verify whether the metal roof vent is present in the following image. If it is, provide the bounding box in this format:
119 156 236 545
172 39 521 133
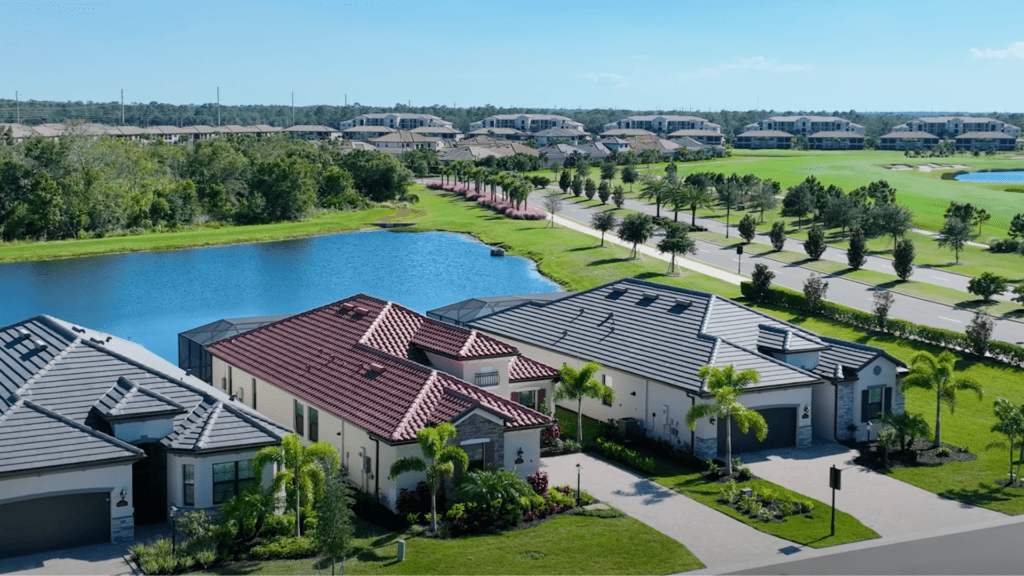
17 327 30 338
610 285 629 294
34 339 48 351
641 292 659 300
354 306 370 316
341 302 356 312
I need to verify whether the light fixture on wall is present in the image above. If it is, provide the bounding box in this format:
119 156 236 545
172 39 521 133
515 448 524 465
120 488 127 500
802 405 810 419
709 417 715 425
630 391 636 396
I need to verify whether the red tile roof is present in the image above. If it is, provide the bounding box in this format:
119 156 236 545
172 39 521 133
509 355 560 382
208 295 553 442
411 320 518 359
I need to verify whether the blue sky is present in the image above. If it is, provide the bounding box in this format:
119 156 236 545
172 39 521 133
4 0 1024 112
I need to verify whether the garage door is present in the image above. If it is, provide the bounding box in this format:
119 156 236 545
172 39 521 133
718 407 797 455
0 492 110 560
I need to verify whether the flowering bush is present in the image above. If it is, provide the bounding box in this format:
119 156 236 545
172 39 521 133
541 423 562 447
526 470 549 495
426 181 546 220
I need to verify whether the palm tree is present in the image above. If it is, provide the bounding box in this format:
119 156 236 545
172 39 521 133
685 365 766 476
658 221 697 275
681 174 715 227
617 212 655 259
900 351 983 447
388 422 468 533
254 434 339 536
590 211 618 246
638 174 669 218
554 361 614 444
990 397 1024 480
218 483 281 545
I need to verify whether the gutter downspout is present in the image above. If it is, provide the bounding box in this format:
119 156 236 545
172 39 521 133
645 380 650 436
374 437 381 498
833 381 840 442
686 393 695 453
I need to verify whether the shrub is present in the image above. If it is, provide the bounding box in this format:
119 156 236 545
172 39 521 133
546 486 577 510
526 470 549 495
396 481 441 526
593 438 655 473
750 263 775 303
777 501 794 517
989 238 1019 253
937 446 952 457
250 536 317 560
965 312 995 357
968 272 1009 302
738 466 753 480
738 214 757 244
893 237 916 281
758 506 772 522
718 479 739 503
803 225 827 260
705 459 722 476
769 221 786 251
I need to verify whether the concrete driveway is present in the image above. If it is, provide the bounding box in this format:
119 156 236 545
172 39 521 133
542 454 795 569
0 524 167 575
740 441 1004 538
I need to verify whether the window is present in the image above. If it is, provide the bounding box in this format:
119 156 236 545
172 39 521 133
463 442 489 471
518 390 536 410
309 408 319 442
861 386 892 422
213 460 255 504
183 464 195 506
294 400 304 436
602 375 613 406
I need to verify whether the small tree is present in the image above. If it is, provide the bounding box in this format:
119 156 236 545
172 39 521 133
658 221 697 275
612 185 626 209
738 214 757 244
590 211 618 247
1013 283 1024 307
543 191 563 228
555 361 614 445
749 179 779 223
803 225 827 260
967 272 1008 302
600 162 618 182
877 411 932 453
872 290 895 332
781 184 814 227
900 351 983 447
847 227 867 270
621 164 639 191
769 221 786 252
254 435 339 537
618 212 655 259
937 216 972 264
584 178 597 200
558 170 571 193
868 202 914 249
571 174 584 197
802 274 829 314
314 464 355 576
892 238 915 281
598 180 611 204
965 312 994 357
685 365 766 477
989 398 1024 481
750 263 775 303
973 208 991 236
716 174 743 238
389 423 469 533
1009 213 1024 240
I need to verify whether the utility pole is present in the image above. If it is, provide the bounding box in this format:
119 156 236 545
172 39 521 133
217 87 220 126
121 89 124 124
292 92 294 125
15 91 19 123
344 93 347 106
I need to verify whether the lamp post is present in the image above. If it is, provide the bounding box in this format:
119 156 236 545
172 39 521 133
169 505 178 555
576 462 582 507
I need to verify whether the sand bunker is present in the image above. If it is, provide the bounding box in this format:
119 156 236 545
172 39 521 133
888 164 912 170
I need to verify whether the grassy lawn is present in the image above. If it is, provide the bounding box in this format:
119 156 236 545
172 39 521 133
203 514 703 575
554 408 879 548
754 303 1024 515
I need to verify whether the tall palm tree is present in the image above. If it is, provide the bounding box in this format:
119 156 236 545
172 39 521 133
388 422 468 533
900 351 983 447
638 174 669 218
555 361 614 444
254 434 339 536
685 365 766 476
681 174 715 227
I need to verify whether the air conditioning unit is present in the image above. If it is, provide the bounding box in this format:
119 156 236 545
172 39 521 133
618 417 644 439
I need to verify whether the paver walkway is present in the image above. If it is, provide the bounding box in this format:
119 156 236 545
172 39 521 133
741 441 1003 538
542 454 792 568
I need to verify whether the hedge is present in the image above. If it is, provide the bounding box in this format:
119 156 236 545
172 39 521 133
593 438 656 474
739 281 1024 367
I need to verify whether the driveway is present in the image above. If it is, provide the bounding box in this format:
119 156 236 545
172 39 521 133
0 524 168 575
542 454 793 568
740 441 1003 538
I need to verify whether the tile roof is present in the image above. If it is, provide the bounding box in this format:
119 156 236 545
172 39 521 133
809 131 866 139
509 356 559 382
208 296 554 443
668 129 724 137
600 128 656 137
955 131 1016 139
469 278 901 394
92 376 187 420
737 130 794 138
881 131 939 139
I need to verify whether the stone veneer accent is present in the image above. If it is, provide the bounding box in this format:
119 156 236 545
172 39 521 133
837 382 856 441
112 515 134 544
797 425 813 448
892 385 906 414
694 436 717 461
454 413 505 467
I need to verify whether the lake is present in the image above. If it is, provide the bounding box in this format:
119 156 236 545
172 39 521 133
0 230 560 361
954 170 1024 183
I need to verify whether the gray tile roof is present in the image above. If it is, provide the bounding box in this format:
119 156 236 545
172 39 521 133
955 131 1016 139
427 292 572 327
163 398 286 452
0 316 290 475
469 279 824 394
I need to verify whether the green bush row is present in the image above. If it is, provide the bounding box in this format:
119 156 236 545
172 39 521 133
593 438 656 474
739 282 1024 367
249 536 318 560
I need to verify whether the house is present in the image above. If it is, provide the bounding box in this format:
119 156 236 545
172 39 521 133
876 131 941 151
539 143 583 167
603 115 722 135
599 128 656 139
179 314 295 383
341 126 396 141
532 127 589 146
284 125 341 140
807 131 866 150
576 141 612 161
733 130 794 149
743 115 865 136
954 131 1017 152
205 295 556 511
467 279 906 460
467 127 528 141
470 114 585 133
410 126 464 141
0 316 290 560
667 129 725 146
598 136 632 152
892 116 1021 139
369 130 444 154
630 137 680 157
340 113 453 131
428 292 575 328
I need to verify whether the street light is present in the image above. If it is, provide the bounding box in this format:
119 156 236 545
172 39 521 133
169 505 178 555
576 462 582 507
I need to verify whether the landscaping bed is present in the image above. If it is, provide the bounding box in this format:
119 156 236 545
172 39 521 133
852 439 977 471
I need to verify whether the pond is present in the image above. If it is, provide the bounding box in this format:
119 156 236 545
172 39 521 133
954 170 1024 183
0 230 560 362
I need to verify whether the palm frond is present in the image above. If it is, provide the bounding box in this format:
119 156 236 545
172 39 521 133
388 457 426 480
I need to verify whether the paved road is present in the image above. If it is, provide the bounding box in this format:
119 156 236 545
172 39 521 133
528 190 1024 345
542 454 793 569
741 442 1001 538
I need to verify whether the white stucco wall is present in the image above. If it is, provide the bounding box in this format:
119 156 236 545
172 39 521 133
690 385 812 450
111 417 175 445
773 350 820 371
165 449 274 511
504 428 542 476
811 381 837 440
0 463 134 543
850 357 903 442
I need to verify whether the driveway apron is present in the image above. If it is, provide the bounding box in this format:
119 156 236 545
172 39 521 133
542 453 793 568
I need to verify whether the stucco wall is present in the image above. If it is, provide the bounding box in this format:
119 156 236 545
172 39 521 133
691 385 812 457
0 463 135 544
111 417 175 445
165 448 274 511
811 381 837 440
849 357 904 442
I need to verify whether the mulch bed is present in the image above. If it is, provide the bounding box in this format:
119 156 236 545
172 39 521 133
851 438 976 471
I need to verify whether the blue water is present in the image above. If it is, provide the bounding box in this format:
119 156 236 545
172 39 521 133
0 230 560 362
954 170 1024 183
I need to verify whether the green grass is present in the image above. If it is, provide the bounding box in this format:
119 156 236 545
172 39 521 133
553 408 878 548
203 514 703 575
751 303 1024 515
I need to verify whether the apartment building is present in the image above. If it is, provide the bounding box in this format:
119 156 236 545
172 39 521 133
469 114 585 133
892 116 1021 139
339 113 454 130
743 115 865 136
602 115 722 134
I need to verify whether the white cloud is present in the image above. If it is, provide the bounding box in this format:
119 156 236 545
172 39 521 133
677 57 811 81
971 41 1024 59
579 72 629 88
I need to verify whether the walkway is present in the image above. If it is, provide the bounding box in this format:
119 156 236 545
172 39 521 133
542 453 792 568
741 442 1003 538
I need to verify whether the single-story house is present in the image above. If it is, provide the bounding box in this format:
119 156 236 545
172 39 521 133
733 130 794 149
667 129 724 146
0 317 290 560
598 136 631 152
370 130 444 154
410 126 464 141
467 279 907 460
533 127 589 146
205 295 556 512
467 127 527 141
954 131 1017 152
877 131 940 151
807 131 866 150
540 143 583 167
576 141 612 161
599 128 656 139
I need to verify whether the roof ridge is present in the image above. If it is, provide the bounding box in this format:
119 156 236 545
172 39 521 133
20 398 145 455
195 401 223 450
699 295 716 334
359 301 393 347
394 371 441 438
783 330 793 352
458 331 478 357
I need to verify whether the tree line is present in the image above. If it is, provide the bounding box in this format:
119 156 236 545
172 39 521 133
0 133 415 241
